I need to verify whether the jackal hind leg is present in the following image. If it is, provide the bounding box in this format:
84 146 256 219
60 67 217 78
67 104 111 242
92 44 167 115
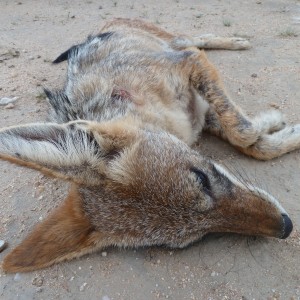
101 19 251 51
171 35 251 51
192 51 300 160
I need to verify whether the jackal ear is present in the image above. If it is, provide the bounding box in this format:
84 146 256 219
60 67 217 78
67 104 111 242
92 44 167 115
2 188 106 273
0 121 136 185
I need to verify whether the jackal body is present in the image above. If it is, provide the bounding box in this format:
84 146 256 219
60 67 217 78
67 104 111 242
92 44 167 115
50 24 209 145
0 19 298 273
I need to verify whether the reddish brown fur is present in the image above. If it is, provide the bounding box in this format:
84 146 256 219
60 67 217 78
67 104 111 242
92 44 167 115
2 186 103 273
101 18 175 41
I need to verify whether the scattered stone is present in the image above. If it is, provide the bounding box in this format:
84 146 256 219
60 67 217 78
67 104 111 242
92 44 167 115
4 103 15 109
14 273 21 281
269 102 280 109
0 96 19 106
0 46 20 60
292 17 300 25
211 271 216 277
251 73 258 78
101 251 107 257
79 282 87 291
70 276 75 281
195 13 203 18
35 91 47 101
0 240 8 253
32 276 44 287
36 287 43 293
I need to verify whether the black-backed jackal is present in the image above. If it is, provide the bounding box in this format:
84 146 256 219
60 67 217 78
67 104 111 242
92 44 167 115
0 19 298 273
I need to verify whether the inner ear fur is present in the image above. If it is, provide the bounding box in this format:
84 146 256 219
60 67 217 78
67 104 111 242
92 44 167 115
0 120 140 185
1 186 106 273
88 118 141 153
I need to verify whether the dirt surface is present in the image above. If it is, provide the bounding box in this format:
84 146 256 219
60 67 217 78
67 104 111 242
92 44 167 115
0 0 300 299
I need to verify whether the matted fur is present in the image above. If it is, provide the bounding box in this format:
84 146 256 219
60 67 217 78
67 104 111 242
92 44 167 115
0 18 297 273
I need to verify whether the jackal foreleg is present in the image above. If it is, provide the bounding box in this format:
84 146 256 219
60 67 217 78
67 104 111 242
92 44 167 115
192 51 300 160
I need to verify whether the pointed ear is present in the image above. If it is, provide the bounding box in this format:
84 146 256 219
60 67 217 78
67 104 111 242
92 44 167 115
2 187 106 273
0 120 137 185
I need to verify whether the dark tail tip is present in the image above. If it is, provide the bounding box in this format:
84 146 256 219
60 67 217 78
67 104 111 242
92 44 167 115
43 88 53 99
52 45 77 64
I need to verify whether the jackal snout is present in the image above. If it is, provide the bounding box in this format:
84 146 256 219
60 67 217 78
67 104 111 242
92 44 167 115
201 163 293 239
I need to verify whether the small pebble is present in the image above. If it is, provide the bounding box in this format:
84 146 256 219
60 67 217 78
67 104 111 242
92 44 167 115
101 251 107 257
36 287 43 293
32 276 44 287
70 276 75 281
79 282 87 291
251 73 258 78
14 273 21 281
0 240 8 253
0 96 19 106
269 102 280 109
4 103 15 109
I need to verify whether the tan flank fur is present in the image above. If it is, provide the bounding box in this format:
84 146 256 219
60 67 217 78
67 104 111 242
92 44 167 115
0 18 297 273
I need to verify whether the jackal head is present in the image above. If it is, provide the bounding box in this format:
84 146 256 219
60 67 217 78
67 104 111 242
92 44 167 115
0 119 293 272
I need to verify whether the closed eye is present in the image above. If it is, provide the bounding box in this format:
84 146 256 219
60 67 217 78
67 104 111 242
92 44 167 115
190 167 211 195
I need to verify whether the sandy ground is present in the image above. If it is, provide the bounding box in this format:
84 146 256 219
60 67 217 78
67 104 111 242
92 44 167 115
0 0 300 299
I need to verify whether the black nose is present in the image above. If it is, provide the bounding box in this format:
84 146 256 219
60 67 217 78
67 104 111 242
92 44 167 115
280 214 293 239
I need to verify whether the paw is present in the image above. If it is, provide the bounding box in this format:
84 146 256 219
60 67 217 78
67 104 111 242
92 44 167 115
254 110 286 134
228 37 251 50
